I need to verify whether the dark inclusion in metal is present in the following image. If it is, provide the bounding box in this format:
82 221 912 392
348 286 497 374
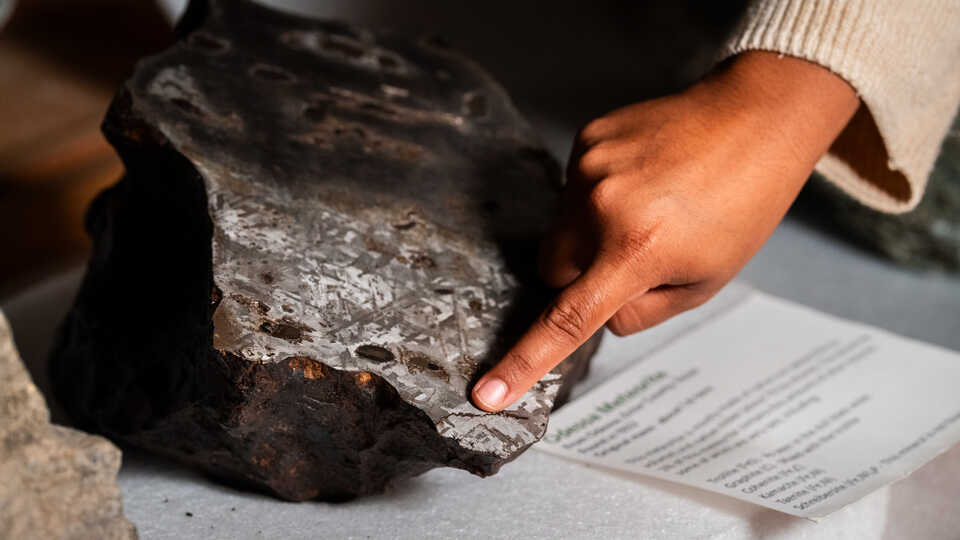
49 0 599 501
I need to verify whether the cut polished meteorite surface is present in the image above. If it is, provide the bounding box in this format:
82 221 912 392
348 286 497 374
49 0 599 501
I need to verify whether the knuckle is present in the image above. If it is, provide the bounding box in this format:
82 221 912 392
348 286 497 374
607 303 645 337
611 227 658 269
502 350 540 382
617 228 654 255
586 178 618 214
540 301 588 343
603 225 670 285
605 314 633 337
576 145 612 178
577 118 610 145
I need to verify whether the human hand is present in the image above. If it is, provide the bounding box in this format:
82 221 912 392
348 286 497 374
472 51 859 412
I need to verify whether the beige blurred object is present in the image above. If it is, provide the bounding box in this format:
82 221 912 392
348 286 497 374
0 0 171 299
0 40 122 298
0 310 137 539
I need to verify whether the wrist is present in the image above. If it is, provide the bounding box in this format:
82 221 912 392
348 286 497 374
687 51 859 171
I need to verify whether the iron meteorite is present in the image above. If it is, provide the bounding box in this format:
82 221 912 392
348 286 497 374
50 0 599 501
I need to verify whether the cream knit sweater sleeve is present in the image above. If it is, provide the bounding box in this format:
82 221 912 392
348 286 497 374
723 0 960 213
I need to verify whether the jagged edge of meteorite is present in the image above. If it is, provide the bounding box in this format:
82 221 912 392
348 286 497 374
53 86 535 500
50 1 596 500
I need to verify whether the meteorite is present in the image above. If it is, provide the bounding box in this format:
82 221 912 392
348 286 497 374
50 0 599 501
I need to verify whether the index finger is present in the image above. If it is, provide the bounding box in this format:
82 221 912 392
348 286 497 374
471 256 641 412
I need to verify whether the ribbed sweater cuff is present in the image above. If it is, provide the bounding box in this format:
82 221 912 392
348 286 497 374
721 0 960 213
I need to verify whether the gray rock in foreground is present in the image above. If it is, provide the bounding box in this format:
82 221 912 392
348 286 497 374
0 311 137 540
49 0 598 502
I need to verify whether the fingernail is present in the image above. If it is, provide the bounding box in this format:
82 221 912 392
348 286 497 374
473 377 508 410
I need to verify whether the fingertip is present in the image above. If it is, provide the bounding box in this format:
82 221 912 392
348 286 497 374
471 376 509 412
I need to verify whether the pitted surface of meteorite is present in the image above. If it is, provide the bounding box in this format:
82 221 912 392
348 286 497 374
49 0 598 501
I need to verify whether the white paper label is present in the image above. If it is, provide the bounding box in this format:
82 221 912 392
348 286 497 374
536 291 960 518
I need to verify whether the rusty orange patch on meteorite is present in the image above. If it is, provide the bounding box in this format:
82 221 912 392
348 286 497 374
354 371 372 385
287 356 325 379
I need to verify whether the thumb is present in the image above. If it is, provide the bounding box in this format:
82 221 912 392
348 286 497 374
537 222 590 288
